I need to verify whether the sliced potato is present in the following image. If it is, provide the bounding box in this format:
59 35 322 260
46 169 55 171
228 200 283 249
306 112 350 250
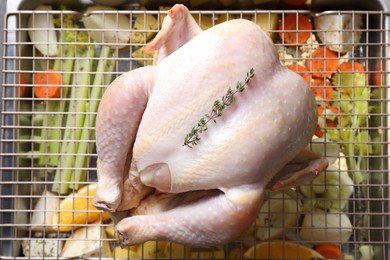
251 12 279 39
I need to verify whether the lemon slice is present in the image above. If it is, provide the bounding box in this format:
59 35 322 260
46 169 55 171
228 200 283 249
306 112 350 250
52 184 110 231
244 241 324 259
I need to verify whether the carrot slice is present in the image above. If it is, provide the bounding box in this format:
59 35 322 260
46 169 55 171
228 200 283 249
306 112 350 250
311 78 333 100
17 73 29 97
314 244 342 260
287 63 311 84
306 47 338 79
315 105 339 137
278 13 312 45
34 69 63 98
339 61 366 74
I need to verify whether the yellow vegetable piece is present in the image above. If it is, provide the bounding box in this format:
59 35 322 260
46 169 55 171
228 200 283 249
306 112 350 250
228 247 244 259
251 12 279 39
243 241 324 259
52 184 110 231
217 13 238 24
164 242 192 258
191 14 214 30
61 221 112 258
132 14 158 44
190 249 225 259
104 223 115 238
140 240 168 258
114 246 140 259
132 46 154 66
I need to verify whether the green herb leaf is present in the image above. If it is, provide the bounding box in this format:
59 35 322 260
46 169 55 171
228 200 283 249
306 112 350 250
183 68 255 148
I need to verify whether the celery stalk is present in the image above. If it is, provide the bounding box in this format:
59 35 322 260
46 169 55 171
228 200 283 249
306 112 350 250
329 72 373 184
51 45 95 194
37 10 81 167
70 47 116 190
37 45 75 167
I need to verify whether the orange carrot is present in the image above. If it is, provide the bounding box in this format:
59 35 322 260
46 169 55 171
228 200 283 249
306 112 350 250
34 69 63 98
306 47 338 79
339 61 366 74
287 63 311 84
315 105 339 137
311 78 333 100
314 244 342 260
369 61 384 86
17 73 29 97
278 13 312 45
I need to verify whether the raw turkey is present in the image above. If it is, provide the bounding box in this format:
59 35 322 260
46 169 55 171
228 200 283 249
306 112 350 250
93 4 328 247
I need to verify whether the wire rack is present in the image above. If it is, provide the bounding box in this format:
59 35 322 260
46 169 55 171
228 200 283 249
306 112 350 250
0 6 389 260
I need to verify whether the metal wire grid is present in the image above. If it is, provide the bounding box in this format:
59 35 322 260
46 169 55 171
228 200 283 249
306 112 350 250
0 8 388 260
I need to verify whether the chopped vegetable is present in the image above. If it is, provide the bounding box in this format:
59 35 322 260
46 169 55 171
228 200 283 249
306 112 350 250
37 7 79 168
256 191 301 240
191 14 214 30
27 5 58 56
300 165 354 211
311 78 333 100
165 242 192 259
329 70 372 183
114 246 141 258
22 239 63 257
306 47 338 79
60 221 112 258
314 13 363 53
314 244 342 260
243 241 324 259
300 209 353 244
358 245 375 260
251 12 279 39
51 184 110 231
30 190 59 231
286 63 311 84
132 45 154 66
190 249 225 259
217 13 238 24
52 38 95 194
17 73 30 97
132 13 158 44
33 69 63 98
82 6 131 48
135 241 168 259
339 61 366 74
278 13 312 45
315 105 339 137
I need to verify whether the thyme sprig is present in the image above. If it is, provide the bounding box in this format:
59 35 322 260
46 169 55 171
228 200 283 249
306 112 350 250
183 68 255 148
